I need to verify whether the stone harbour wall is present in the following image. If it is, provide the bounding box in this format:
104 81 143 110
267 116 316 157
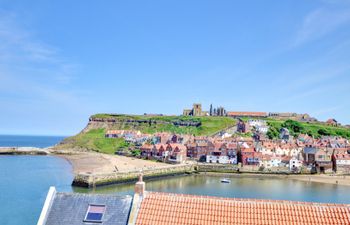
72 163 296 188
72 164 195 188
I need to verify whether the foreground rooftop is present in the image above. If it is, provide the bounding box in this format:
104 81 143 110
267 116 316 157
38 176 350 225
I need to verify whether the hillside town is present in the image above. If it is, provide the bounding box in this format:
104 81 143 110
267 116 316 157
105 115 350 174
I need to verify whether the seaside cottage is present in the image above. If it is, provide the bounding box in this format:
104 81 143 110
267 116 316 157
140 144 153 158
37 176 350 225
289 157 303 172
240 148 261 166
315 148 333 173
152 144 167 161
303 147 317 165
333 148 350 173
166 143 187 163
206 153 232 164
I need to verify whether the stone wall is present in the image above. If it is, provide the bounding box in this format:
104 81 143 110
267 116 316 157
72 163 296 188
72 164 195 188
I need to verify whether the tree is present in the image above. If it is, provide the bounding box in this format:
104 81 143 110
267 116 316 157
282 120 304 134
318 128 330 136
267 126 279 139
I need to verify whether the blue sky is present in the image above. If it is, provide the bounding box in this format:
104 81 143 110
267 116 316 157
0 0 350 135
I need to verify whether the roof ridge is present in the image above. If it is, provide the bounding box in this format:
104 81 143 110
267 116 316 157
146 191 350 207
57 192 132 198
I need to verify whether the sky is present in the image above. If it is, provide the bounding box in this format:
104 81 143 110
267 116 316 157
0 0 350 136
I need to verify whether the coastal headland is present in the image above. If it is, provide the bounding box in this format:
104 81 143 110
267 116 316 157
3 111 350 188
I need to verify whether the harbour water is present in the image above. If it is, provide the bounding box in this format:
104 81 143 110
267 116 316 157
0 155 73 225
0 135 350 225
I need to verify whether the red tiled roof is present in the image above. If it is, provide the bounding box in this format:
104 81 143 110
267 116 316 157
135 192 350 225
227 112 268 117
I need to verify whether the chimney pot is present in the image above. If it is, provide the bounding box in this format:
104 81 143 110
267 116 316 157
135 173 145 196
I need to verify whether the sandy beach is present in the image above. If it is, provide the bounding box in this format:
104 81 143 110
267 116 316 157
53 150 178 175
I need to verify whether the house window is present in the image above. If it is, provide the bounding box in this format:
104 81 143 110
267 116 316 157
84 204 106 223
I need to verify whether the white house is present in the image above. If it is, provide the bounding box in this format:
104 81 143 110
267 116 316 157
258 146 274 155
206 155 237 164
289 148 302 157
260 156 282 168
275 146 290 156
289 157 303 171
248 119 267 127
256 125 269 134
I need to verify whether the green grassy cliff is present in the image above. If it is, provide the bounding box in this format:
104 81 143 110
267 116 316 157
56 114 237 153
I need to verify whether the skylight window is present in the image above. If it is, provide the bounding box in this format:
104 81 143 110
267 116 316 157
84 204 106 223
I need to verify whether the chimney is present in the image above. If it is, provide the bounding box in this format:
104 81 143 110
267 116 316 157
134 173 145 196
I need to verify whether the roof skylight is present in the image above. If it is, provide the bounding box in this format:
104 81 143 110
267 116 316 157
84 204 106 223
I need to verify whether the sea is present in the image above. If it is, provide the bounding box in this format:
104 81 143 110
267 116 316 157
0 135 350 225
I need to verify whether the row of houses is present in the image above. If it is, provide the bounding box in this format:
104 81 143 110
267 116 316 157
106 130 350 173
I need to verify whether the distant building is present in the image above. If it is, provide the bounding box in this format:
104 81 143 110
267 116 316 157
183 103 208 116
268 112 318 122
237 119 249 133
211 105 226 116
326 118 339 127
227 111 267 118
279 128 290 140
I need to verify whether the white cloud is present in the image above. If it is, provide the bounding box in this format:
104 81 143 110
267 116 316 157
294 8 350 46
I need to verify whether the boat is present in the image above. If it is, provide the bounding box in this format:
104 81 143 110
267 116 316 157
221 178 231 183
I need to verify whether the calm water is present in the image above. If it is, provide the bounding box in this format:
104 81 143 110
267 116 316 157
0 156 73 225
0 135 66 148
2 157 350 225
76 174 350 204
1 135 350 225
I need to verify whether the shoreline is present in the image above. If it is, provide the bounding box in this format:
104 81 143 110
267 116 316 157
197 172 350 186
2 148 350 187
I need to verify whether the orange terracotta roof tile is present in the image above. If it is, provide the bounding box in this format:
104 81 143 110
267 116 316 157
135 192 350 225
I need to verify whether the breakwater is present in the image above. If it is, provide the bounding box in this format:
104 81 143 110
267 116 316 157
72 163 292 188
0 147 49 155
72 164 194 187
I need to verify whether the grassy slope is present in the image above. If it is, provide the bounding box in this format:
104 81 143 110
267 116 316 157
92 114 236 136
58 115 237 154
266 118 350 139
58 128 129 154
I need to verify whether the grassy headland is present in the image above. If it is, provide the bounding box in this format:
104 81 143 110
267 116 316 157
56 114 237 154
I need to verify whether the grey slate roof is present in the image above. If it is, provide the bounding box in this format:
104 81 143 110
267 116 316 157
304 147 317 154
45 192 132 225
